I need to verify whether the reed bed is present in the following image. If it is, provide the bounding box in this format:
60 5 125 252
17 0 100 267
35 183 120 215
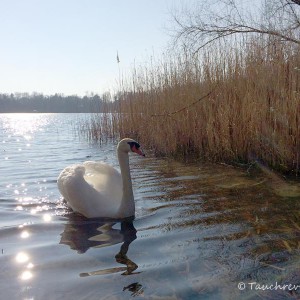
90 38 300 175
79 99 119 143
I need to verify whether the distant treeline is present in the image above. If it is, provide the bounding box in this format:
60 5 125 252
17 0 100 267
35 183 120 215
0 93 112 113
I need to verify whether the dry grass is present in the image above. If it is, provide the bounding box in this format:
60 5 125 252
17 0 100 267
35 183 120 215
89 38 300 175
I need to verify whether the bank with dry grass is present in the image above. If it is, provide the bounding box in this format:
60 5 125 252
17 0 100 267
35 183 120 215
88 39 300 176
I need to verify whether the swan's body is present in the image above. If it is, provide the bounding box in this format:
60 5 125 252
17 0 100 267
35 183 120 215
57 138 144 219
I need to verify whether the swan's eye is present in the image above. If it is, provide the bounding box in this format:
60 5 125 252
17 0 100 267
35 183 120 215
128 141 140 150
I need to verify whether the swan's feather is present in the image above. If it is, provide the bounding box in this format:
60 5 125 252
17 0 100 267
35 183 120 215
57 161 123 218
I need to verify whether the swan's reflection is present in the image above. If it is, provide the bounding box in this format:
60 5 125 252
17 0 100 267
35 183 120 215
60 214 139 276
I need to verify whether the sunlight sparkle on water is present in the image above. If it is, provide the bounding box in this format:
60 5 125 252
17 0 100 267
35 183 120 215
19 196 33 203
2 113 50 136
24 135 32 140
20 230 30 239
43 213 52 222
16 252 29 263
20 270 33 281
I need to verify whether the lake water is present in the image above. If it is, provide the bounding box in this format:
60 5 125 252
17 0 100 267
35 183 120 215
1 113 300 300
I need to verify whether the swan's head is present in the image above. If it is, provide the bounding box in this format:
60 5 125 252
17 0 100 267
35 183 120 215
117 138 145 157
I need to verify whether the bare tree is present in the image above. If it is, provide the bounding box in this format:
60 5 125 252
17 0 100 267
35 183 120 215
172 0 300 53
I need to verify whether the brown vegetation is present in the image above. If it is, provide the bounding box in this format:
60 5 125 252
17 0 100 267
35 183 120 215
86 38 300 176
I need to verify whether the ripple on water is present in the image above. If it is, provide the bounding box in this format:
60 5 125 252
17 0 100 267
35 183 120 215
1 114 300 300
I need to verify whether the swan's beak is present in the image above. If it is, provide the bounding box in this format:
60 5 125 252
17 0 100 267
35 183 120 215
132 145 145 157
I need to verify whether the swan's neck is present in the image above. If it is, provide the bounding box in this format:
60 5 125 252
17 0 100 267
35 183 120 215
117 151 135 218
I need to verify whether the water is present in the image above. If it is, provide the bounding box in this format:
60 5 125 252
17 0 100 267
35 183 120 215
1 113 300 300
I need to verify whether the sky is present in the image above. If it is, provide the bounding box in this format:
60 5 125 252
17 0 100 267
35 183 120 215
0 0 183 96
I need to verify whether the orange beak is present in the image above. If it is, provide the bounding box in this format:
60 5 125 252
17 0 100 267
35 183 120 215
132 145 145 157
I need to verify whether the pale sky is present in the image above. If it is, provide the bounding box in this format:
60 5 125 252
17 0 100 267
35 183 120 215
0 0 183 96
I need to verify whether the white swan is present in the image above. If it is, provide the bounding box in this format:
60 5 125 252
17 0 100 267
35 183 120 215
57 138 145 219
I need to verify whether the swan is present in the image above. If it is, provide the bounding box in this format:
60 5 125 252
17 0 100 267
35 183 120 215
57 138 145 219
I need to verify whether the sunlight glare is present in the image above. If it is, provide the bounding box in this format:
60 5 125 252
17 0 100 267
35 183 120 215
20 270 33 281
27 262 34 269
43 213 52 222
24 135 32 140
2 113 49 136
16 252 29 263
20 231 30 239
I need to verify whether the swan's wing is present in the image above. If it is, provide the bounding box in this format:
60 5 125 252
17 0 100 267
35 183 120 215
83 161 122 200
57 161 123 218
